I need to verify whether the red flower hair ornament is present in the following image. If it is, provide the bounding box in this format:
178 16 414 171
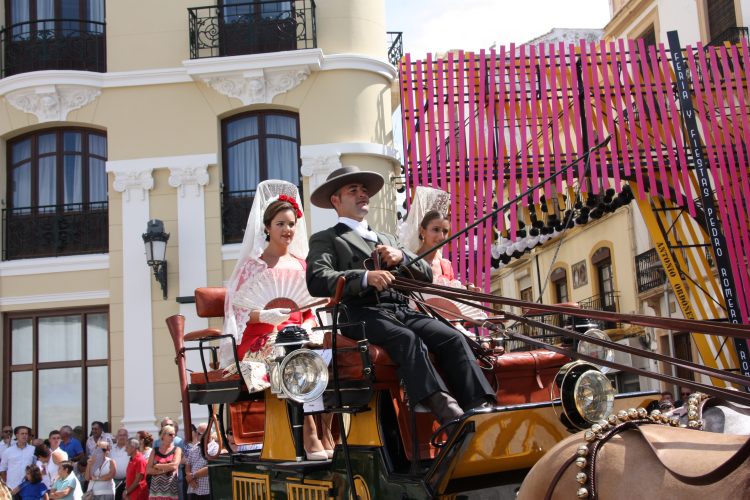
276 194 303 218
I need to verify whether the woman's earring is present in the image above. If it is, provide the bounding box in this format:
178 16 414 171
264 230 270 242
418 234 423 241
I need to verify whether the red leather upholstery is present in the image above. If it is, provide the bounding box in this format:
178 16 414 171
195 287 226 318
493 349 570 404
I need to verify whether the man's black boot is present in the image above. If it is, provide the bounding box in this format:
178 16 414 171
422 391 464 425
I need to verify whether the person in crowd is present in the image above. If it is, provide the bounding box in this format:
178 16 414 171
146 425 181 500
86 423 112 459
183 425 210 500
122 438 147 500
677 387 692 408
47 431 69 488
152 420 182 451
34 445 55 488
58 427 84 463
110 429 130 500
12 464 48 500
0 426 36 489
151 419 184 500
306 166 496 425
48 461 82 500
85 440 116 499
136 433 153 461
223 180 333 460
0 425 15 456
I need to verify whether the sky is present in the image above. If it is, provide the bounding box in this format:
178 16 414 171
385 0 612 58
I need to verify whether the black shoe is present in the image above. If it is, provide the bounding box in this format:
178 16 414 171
422 391 464 425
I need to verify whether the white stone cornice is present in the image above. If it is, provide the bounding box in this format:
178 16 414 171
5 84 100 122
0 289 109 306
168 164 210 197
0 253 109 277
201 66 311 105
0 51 396 100
300 142 401 164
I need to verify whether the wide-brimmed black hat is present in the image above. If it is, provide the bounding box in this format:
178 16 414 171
310 165 385 209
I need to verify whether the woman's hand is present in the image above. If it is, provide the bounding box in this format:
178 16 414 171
258 308 291 326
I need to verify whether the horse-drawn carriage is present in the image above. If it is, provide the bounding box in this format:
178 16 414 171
166 277 664 499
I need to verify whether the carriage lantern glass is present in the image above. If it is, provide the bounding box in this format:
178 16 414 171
142 219 170 300
279 349 329 403
555 361 616 429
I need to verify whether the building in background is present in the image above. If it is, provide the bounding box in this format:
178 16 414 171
0 0 402 435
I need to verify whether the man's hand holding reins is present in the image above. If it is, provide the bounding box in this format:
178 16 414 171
375 244 404 268
367 270 395 291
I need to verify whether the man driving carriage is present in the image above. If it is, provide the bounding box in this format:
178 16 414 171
306 166 496 424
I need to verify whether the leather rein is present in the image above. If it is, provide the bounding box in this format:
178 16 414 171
392 276 750 407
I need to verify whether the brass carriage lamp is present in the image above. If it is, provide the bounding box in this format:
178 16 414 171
142 219 170 300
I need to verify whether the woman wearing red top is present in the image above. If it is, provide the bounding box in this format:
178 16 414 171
122 439 147 500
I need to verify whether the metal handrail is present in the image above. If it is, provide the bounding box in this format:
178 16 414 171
0 18 106 77
188 0 316 59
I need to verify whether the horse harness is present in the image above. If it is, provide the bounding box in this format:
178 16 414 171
544 401 750 500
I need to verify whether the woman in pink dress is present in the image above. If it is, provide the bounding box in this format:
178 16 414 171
223 180 334 460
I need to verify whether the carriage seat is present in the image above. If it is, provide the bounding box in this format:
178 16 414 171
323 330 570 405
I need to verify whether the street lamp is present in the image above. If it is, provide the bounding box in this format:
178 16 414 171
142 219 169 300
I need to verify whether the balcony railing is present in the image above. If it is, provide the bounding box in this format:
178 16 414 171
708 26 749 46
579 291 620 330
188 0 316 59
387 31 402 67
2 202 108 260
221 189 256 244
0 19 106 77
635 248 667 293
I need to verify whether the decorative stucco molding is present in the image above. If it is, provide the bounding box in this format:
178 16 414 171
111 169 154 202
5 84 100 122
168 164 210 197
300 153 342 188
202 66 310 105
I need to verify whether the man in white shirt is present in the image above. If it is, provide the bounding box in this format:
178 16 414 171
0 426 35 488
86 421 113 457
110 428 130 500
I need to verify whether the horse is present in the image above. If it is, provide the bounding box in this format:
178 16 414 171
517 414 750 500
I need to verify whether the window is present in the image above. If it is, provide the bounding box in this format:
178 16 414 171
221 110 301 243
4 308 109 437
3 0 106 76
4 128 108 260
551 267 568 303
9 128 107 210
592 247 616 312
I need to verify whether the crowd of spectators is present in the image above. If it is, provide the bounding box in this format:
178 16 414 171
0 417 215 500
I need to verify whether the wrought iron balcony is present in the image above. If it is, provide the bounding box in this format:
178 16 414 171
708 26 749 46
635 248 667 293
188 0 316 59
2 202 108 260
578 291 620 330
387 31 402 67
0 19 106 78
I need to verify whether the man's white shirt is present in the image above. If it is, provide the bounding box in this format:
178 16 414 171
0 443 35 488
110 444 130 480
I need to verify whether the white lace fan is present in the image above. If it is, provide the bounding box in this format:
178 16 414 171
422 277 487 322
232 268 317 313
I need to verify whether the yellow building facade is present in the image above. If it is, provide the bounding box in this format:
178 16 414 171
0 0 400 434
